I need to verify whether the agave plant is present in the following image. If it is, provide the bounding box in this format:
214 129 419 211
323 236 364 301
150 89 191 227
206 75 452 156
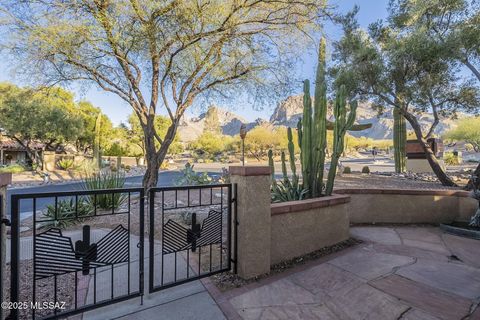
271 178 309 203
40 198 92 229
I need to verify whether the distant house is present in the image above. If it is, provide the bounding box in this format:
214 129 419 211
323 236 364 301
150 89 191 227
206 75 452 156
0 138 44 165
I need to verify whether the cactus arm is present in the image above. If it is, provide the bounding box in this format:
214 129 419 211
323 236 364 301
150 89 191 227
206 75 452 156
346 100 358 129
301 80 312 194
281 151 288 182
326 121 372 131
268 149 276 185
311 38 328 197
287 127 297 179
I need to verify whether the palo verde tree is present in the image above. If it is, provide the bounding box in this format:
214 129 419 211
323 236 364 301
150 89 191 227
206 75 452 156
332 6 479 186
1 0 329 188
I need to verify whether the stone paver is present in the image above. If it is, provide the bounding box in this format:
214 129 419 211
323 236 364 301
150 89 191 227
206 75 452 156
402 309 441 320
370 274 471 320
443 233 480 268
372 243 450 262
226 226 480 320
328 246 414 280
238 304 339 320
289 263 364 299
396 258 480 300
395 227 445 244
350 227 402 245
325 284 409 320
229 279 316 310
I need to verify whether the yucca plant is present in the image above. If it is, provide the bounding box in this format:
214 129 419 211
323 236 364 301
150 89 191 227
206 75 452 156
82 170 127 209
40 198 92 229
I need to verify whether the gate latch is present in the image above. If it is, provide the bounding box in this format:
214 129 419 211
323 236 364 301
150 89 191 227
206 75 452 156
1 218 11 226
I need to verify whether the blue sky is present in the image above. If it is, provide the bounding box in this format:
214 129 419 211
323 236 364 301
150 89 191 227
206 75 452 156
0 0 389 125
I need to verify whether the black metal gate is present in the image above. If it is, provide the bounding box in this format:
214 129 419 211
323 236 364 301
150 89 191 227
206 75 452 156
7 188 144 320
148 184 235 292
4 184 236 319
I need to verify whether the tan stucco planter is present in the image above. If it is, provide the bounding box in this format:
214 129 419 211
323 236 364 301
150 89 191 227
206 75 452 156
270 195 351 265
335 188 476 224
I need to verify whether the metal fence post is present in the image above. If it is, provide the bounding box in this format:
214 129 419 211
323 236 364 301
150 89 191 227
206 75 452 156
0 173 12 320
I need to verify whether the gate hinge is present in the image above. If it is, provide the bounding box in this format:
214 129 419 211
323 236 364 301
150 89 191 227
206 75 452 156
231 197 237 203
1 218 11 227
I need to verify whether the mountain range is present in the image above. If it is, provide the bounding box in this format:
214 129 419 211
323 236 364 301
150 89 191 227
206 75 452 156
178 95 461 142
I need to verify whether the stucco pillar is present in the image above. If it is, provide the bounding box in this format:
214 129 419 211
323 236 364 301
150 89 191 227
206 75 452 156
230 166 271 279
43 151 56 171
0 173 12 320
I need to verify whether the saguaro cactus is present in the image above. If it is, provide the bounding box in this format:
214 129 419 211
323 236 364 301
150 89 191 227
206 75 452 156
325 86 358 196
393 109 406 173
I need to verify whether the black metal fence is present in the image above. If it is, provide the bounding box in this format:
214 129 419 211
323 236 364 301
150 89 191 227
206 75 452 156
3 183 236 319
8 188 145 320
148 184 234 292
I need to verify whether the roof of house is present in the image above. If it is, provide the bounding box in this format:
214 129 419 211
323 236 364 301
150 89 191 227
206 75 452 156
0 138 44 151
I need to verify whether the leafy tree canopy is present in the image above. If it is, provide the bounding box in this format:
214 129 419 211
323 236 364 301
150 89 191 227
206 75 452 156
0 83 84 164
0 0 329 188
444 116 480 152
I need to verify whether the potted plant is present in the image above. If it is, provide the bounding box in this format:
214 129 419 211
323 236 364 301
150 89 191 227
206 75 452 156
440 175 480 239
469 176 480 227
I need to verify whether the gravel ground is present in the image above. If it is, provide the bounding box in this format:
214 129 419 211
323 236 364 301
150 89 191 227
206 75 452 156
333 172 466 190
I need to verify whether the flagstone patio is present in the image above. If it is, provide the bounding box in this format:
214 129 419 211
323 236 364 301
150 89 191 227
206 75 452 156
212 226 480 320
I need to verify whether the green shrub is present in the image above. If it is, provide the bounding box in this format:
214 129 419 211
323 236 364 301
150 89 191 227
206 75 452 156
57 158 74 170
361 166 370 174
82 170 127 209
176 163 213 186
444 152 461 165
40 198 92 229
343 166 352 174
0 163 26 174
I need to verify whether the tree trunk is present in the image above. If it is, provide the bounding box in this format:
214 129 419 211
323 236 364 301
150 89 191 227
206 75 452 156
402 111 457 187
142 123 160 189
393 108 406 173
141 120 178 190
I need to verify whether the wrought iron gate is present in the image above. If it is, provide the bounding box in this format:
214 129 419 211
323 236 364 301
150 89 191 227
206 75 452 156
8 188 144 320
5 184 236 319
148 184 235 292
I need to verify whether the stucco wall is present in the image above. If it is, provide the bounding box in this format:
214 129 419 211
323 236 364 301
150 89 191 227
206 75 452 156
335 189 477 224
270 195 350 265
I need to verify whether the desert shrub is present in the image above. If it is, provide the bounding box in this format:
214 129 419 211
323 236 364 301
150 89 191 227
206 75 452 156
0 163 26 174
444 152 461 166
361 166 370 174
82 170 126 209
189 132 225 157
343 166 352 174
175 163 213 185
57 158 74 170
40 198 92 229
